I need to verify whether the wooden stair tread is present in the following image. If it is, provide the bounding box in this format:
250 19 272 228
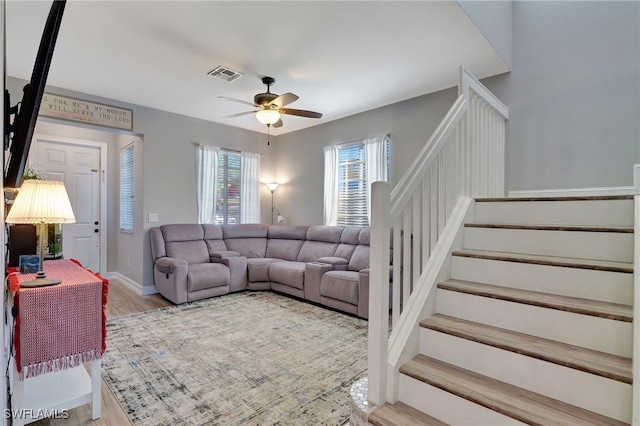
438 279 633 322
476 195 634 202
369 401 449 426
400 355 629 426
465 223 634 233
420 314 632 383
452 248 633 273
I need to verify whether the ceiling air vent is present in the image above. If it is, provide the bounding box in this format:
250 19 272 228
208 66 243 82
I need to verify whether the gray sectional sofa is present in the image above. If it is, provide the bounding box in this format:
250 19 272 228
149 224 376 318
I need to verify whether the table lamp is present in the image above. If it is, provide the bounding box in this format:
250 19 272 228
6 179 76 287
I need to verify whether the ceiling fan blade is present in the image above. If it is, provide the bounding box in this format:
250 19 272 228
269 92 299 108
280 108 323 119
218 96 259 107
272 118 283 128
221 110 257 119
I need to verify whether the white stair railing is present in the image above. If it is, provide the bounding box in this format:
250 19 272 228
368 67 508 405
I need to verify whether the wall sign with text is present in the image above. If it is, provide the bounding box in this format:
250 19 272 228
39 93 134 131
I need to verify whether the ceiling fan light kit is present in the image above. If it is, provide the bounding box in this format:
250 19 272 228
256 109 280 125
219 76 323 144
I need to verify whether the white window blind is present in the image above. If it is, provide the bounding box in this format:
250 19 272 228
337 144 368 226
215 151 241 224
120 143 134 232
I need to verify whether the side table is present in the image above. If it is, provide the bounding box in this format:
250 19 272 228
8 259 108 425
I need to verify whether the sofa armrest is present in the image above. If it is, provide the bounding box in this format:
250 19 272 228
358 269 370 319
155 257 187 275
153 257 189 304
211 256 248 293
304 262 334 304
315 257 349 271
210 251 240 260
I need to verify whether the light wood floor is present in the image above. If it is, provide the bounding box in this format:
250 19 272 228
30 279 173 426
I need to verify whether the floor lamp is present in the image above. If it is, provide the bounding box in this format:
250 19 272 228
6 179 76 287
265 183 279 225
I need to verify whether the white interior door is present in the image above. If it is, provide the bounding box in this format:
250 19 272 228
31 138 102 272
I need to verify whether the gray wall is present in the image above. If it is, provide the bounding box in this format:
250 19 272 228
274 88 457 225
483 0 640 191
457 0 513 70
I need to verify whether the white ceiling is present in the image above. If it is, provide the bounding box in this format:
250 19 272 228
6 0 509 136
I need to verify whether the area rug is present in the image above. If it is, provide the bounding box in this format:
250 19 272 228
102 291 368 425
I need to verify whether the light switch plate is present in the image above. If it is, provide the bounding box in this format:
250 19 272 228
148 213 158 222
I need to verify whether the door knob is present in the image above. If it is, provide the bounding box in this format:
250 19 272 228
94 229 99 233
94 221 99 225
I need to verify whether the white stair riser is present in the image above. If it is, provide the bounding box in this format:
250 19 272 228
398 374 528 426
475 199 634 227
419 328 632 423
463 227 633 263
451 256 633 304
437 289 632 357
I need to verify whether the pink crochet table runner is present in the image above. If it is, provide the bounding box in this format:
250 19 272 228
9 259 109 378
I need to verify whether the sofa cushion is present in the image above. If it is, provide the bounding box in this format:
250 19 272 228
166 240 210 265
296 225 342 262
222 224 268 258
202 224 224 240
161 224 204 242
306 225 342 243
268 225 308 240
187 263 230 292
297 241 339 262
341 227 362 245
358 227 371 245
205 239 228 254
348 245 370 272
223 223 268 239
225 238 267 258
320 270 359 305
202 225 227 253
246 258 279 282
334 226 362 260
269 261 306 290
265 226 308 261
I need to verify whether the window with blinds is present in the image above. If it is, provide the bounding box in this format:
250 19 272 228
215 151 241 224
337 144 368 226
337 139 391 226
120 143 134 232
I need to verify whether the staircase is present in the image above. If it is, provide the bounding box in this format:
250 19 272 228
368 195 634 425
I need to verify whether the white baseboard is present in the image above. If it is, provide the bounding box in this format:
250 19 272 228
509 165 640 198
103 272 158 295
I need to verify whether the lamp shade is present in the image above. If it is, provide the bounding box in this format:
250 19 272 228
265 182 279 192
6 179 76 224
256 109 281 125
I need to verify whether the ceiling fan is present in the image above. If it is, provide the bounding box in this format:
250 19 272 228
219 76 323 132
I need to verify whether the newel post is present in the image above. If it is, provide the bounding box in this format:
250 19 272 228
368 181 391 406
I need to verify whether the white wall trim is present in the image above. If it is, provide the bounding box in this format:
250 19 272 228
509 165 640 198
104 272 158 296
